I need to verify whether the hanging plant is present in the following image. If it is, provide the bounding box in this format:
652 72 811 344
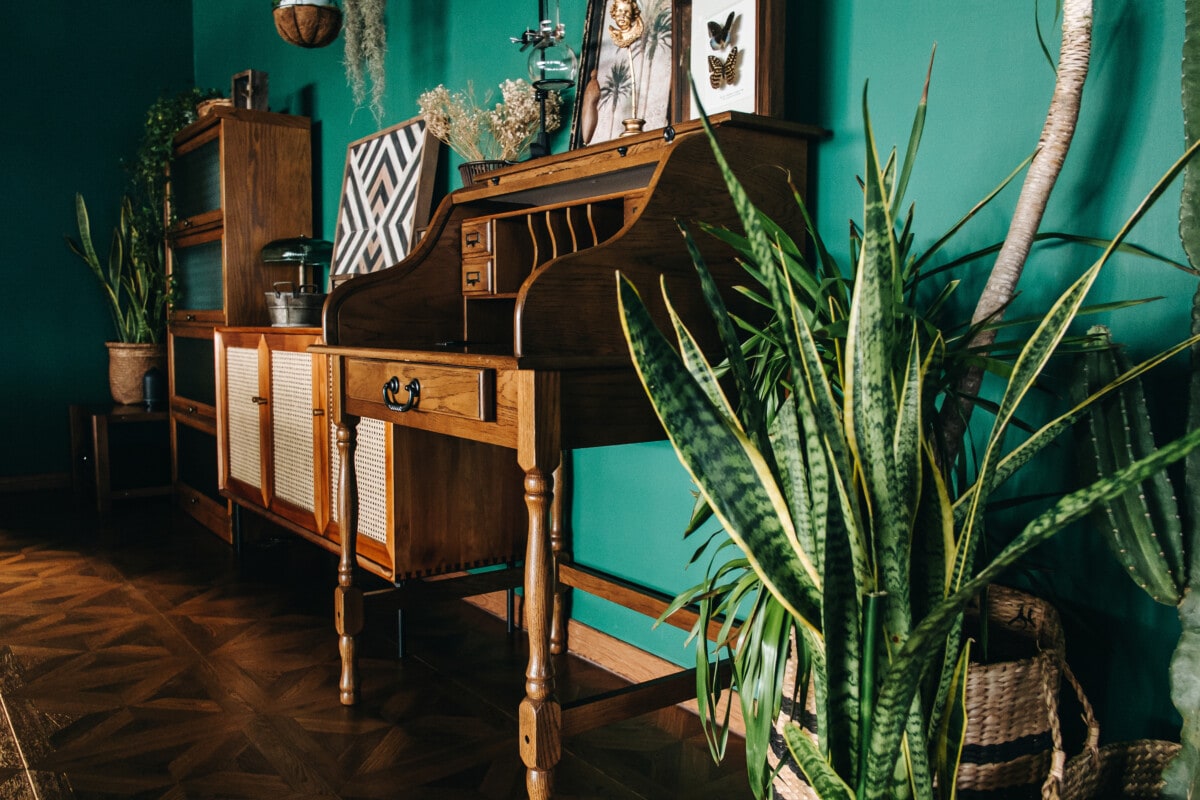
272 0 344 49
343 0 387 125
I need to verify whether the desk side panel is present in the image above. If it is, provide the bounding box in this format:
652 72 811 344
515 129 810 360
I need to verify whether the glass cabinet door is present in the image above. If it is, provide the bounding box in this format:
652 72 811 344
170 232 224 313
171 136 221 220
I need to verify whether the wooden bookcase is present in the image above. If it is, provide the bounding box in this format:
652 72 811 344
166 108 312 541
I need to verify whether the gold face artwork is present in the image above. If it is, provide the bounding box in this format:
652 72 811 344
607 0 644 49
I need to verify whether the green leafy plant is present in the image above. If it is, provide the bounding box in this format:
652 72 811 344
1066 1 1200 795
620 72 1200 800
65 87 218 344
67 194 168 344
343 0 387 125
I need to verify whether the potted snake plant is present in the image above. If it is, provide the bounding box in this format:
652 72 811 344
66 87 218 405
617 6 1200 791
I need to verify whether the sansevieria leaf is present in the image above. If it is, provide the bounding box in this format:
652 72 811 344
618 273 824 632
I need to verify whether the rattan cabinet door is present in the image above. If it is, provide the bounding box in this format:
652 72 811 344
225 344 265 501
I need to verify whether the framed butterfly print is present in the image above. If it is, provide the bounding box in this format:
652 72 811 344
671 0 784 121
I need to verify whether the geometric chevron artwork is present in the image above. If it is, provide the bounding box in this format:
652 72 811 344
332 116 440 276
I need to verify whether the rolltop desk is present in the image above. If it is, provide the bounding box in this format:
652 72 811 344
313 112 819 798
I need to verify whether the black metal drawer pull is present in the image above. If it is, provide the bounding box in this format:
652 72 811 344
382 377 420 412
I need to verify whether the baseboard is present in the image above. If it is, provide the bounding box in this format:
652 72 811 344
463 590 746 737
0 473 70 493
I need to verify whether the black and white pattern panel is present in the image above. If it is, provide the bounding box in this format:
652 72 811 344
332 118 429 276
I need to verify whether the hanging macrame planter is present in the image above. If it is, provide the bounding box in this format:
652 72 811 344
273 2 343 49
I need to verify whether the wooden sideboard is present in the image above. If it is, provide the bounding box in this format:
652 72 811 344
314 112 820 798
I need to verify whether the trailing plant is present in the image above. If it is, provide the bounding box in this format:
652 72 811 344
343 0 387 125
621 89 1200 800
126 86 220 288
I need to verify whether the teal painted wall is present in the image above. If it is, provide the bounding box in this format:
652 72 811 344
2 2 195 479
804 1 1191 743
6 0 1192 746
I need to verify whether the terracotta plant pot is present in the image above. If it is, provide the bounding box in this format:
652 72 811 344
106 342 166 405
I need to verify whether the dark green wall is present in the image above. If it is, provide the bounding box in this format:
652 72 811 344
6 0 1191 746
2 2 195 480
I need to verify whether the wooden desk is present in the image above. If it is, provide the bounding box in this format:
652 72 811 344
316 113 819 798
69 403 172 517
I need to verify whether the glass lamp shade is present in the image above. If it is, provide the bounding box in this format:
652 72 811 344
261 235 333 267
528 28 578 91
261 235 333 287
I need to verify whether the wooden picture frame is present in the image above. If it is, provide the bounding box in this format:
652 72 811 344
569 0 675 149
671 0 784 121
330 116 441 279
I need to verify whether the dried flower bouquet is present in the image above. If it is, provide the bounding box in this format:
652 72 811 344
418 79 562 163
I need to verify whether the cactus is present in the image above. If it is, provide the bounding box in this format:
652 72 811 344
1071 325 1186 604
1071 1 1200 794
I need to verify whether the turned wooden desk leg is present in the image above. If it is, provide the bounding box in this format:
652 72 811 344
520 465 561 800
334 420 362 706
549 458 569 655
517 371 562 799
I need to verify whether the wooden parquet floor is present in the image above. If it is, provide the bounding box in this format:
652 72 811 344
0 492 752 800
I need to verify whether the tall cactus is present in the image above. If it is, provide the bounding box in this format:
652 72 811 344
1072 1 1200 794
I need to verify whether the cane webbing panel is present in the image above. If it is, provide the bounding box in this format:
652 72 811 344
271 350 315 512
226 347 261 488
328 362 388 544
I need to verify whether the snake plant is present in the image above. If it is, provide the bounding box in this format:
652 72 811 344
620 72 1200 798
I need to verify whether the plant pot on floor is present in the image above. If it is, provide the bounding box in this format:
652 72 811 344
768 585 1096 800
1061 739 1180 799
106 342 166 405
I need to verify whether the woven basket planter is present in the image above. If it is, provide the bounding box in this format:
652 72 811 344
768 586 1095 800
273 4 342 48
1060 739 1179 799
106 342 166 405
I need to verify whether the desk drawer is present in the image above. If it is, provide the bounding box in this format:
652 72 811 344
344 359 495 422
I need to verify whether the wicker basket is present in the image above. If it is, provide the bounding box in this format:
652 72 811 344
457 160 512 187
957 585 1097 800
106 342 166 406
769 630 819 799
1060 740 1179 799
769 586 1096 800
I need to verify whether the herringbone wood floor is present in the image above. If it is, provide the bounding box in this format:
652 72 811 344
0 492 752 800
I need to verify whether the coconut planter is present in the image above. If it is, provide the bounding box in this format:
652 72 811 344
273 4 342 48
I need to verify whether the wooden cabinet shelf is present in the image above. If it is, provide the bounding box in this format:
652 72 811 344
166 108 312 541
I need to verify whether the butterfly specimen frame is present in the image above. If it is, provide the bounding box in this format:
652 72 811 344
670 0 784 121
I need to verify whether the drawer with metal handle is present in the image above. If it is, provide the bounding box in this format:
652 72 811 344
343 358 495 423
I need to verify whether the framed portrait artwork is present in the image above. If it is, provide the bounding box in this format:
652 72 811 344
331 116 441 278
671 0 784 121
570 0 675 148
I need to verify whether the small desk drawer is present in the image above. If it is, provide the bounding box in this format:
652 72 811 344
461 218 493 256
462 255 494 294
344 359 495 422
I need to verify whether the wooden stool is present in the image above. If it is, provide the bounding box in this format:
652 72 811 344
69 404 172 517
